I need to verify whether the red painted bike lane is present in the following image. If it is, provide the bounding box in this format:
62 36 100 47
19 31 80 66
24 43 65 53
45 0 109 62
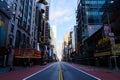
0 63 53 80
67 63 120 80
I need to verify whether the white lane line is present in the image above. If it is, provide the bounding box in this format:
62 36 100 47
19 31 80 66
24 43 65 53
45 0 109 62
64 62 101 80
23 63 56 80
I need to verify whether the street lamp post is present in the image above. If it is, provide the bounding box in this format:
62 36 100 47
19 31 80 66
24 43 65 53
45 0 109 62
109 33 119 71
107 0 119 71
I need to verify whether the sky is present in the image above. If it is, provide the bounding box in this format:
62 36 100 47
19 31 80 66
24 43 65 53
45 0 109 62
49 0 77 59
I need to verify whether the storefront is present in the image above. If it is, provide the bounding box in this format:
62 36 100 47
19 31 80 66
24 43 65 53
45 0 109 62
94 51 111 67
112 44 120 68
14 48 42 66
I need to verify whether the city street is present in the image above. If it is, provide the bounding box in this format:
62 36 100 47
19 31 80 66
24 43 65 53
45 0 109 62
61 62 99 80
0 0 120 80
23 62 100 80
0 62 120 80
23 62 59 80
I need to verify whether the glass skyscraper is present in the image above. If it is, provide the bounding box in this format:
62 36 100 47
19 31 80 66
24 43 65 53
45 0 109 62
77 0 106 42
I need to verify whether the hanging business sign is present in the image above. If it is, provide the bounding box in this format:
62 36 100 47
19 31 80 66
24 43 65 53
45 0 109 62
113 44 120 56
104 25 111 37
109 32 115 45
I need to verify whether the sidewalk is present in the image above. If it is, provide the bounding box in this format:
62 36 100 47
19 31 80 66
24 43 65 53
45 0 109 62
67 62 120 80
0 66 26 74
0 63 53 80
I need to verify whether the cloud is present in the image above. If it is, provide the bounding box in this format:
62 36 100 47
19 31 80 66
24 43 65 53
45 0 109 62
63 16 73 22
49 0 76 25
50 9 74 26
50 9 70 21
67 26 74 31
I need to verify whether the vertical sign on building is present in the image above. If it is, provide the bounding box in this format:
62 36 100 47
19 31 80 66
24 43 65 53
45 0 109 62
104 25 111 37
45 6 49 20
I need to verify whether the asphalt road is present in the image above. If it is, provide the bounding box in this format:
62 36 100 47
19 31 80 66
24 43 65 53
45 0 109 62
23 62 100 80
62 62 99 80
24 62 59 80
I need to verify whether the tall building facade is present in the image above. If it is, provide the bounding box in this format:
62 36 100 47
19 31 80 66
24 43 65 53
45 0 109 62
63 33 68 61
76 0 105 54
74 25 78 54
50 26 56 55
68 31 73 60
75 0 120 68
36 3 46 51
0 0 12 47
36 1 53 62
98 0 120 68
64 33 68 45
6 0 37 49
0 0 49 66
0 0 12 66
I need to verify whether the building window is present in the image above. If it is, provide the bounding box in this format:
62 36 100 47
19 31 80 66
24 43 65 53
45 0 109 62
15 30 21 48
17 20 20 26
13 3 17 11
11 24 14 33
9 38 13 46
